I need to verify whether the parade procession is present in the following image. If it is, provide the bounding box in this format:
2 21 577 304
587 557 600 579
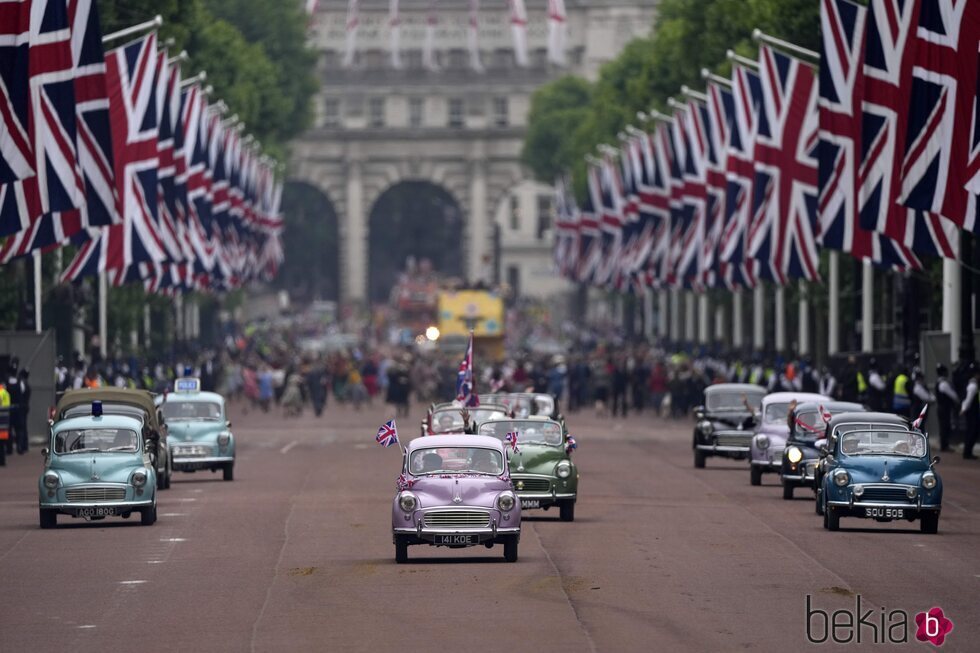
2 0 980 651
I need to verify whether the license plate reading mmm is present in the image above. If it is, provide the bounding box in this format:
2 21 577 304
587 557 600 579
865 507 903 518
434 534 475 545
521 499 541 509
77 506 115 517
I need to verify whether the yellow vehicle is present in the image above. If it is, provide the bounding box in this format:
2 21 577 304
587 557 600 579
437 290 505 360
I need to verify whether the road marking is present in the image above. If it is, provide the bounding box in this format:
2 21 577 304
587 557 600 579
914 544 926 547
147 560 165 564
945 500 969 513
160 513 187 517
353 443 368 450
77 625 97 629
280 441 298 454
161 538 186 543
175 498 197 502
119 580 147 585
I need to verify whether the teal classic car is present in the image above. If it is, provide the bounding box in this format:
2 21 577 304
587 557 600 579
478 416 578 521
39 408 157 528
156 378 235 481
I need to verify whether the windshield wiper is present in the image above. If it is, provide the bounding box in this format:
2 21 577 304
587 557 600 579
107 446 136 451
63 447 101 454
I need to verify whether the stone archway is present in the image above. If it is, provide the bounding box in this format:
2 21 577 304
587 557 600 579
276 181 341 302
366 181 465 303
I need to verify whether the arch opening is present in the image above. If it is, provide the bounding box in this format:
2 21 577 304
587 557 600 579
276 181 340 303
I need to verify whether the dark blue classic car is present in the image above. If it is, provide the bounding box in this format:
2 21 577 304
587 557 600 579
820 428 942 533
779 401 864 500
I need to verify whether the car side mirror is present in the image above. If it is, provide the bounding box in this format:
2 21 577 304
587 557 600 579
41 447 49 457
694 406 705 420
931 455 941 467
226 420 232 428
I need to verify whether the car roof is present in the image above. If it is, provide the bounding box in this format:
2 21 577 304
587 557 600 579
407 434 503 452
795 401 865 413
706 383 766 395
829 411 909 426
763 392 830 405
53 414 144 433
58 388 158 417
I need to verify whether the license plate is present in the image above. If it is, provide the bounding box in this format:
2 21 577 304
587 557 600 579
865 507 904 518
433 534 475 545
521 499 541 509
76 506 116 517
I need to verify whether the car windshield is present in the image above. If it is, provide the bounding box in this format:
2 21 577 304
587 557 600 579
764 402 792 424
478 420 563 446
431 410 466 433
839 431 927 457
533 396 555 415
55 428 139 454
509 397 533 418
707 392 761 412
469 408 507 423
793 411 825 440
409 447 504 475
161 401 222 421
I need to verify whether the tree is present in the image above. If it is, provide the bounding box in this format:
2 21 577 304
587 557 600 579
521 76 594 183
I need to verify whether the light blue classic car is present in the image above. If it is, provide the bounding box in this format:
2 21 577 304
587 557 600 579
820 428 942 533
39 409 157 528
156 378 235 481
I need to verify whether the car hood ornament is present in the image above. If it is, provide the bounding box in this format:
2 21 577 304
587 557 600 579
881 461 890 482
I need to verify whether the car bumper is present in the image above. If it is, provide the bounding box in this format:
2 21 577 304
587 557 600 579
515 492 576 509
393 527 521 546
696 444 750 454
826 500 941 519
751 458 782 471
41 499 154 514
172 455 234 470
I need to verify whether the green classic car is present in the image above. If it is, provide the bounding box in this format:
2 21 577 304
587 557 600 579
156 378 236 481
39 407 157 528
478 417 578 521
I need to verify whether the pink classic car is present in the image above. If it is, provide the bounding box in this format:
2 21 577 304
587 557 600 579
392 434 521 563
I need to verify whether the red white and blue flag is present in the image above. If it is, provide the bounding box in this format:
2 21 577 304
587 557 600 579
634 124 670 289
505 430 519 452
565 435 577 454
911 403 928 430
376 419 399 448
455 331 480 407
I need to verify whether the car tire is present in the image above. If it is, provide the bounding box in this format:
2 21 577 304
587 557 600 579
140 504 157 526
160 466 170 490
395 536 409 564
750 465 762 486
223 463 234 481
559 500 575 522
782 483 794 500
39 509 57 529
920 512 939 534
826 508 840 531
504 536 519 563
694 448 706 469
815 489 824 515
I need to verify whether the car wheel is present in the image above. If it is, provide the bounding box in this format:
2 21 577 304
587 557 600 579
694 448 706 469
140 504 157 526
395 536 409 564
559 500 575 522
815 489 824 515
750 465 762 486
223 463 234 481
504 536 519 563
920 512 939 534
159 466 170 490
39 509 57 529
826 508 840 531
782 483 794 500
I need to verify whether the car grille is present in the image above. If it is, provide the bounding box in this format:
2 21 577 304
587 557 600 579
514 477 551 493
65 486 127 503
424 510 490 528
715 433 750 448
860 486 910 503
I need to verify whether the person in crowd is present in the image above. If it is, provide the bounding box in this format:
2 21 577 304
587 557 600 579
866 359 886 411
935 364 958 452
908 367 934 425
305 360 329 418
819 367 837 399
592 357 610 417
891 365 911 417
611 357 629 418
648 360 668 418
5 359 21 457
15 368 30 455
257 365 274 413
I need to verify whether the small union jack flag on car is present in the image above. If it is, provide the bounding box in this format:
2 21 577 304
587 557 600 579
912 404 928 431
376 420 399 448
565 435 577 454
504 431 519 452
819 405 832 424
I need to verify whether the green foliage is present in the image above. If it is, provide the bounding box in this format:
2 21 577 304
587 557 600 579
522 0 820 196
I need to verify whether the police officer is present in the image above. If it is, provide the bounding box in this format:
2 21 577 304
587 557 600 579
935 364 959 452
867 358 886 411
15 368 30 454
959 362 979 460
0 378 9 466
892 366 911 418
5 358 20 457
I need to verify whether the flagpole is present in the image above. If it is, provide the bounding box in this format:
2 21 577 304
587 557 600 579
751 28 820 62
33 251 42 334
102 15 163 45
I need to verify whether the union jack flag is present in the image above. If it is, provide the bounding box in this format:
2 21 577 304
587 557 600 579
719 64 762 290
565 435 576 454
553 176 577 278
0 0 83 237
455 331 479 407
576 186 601 283
819 403 833 424
396 472 416 490
595 155 625 288
671 103 706 290
376 419 399 448
504 430 519 452
858 0 959 258
911 403 928 430
702 83 733 288
897 0 980 233
747 45 821 284
634 124 670 289
817 0 919 270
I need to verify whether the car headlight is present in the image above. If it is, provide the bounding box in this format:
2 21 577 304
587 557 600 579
833 470 850 487
497 492 516 512
756 435 770 450
697 420 713 435
787 447 803 464
555 461 572 478
217 432 231 446
43 472 59 489
852 484 864 498
398 492 417 513
921 472 937 490
131 470 148 488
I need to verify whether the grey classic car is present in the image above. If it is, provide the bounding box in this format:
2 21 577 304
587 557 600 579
693 383 766 468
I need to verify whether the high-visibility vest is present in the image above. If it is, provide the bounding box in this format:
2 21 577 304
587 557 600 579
0 384 9 441
893 374 909 398
857 372 868 393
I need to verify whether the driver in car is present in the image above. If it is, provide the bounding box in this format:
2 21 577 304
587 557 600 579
470 450 498 474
